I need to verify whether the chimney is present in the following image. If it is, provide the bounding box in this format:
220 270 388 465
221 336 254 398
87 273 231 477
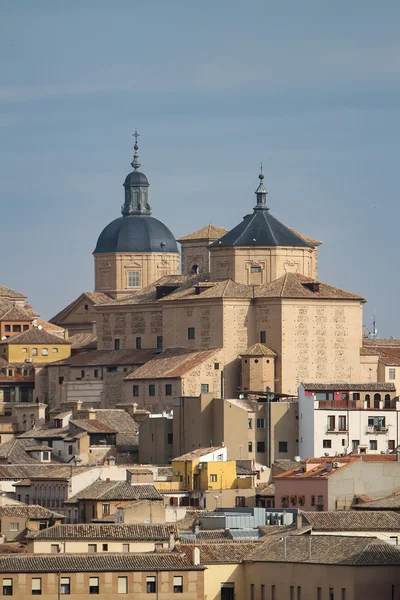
87 408 97 421
193 547 200 566
169 530 176 551
296 512 303 529
194 524 200 536
92 321 97 337
72 400 82 419
63 329 69 341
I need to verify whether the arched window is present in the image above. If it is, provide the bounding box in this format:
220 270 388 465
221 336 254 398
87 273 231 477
365 394 370 408
385 394 391 408
191 264 200 274
374 393 381 409
42 348 48 356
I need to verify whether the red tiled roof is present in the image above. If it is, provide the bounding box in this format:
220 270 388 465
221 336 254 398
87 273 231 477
125 348 222 380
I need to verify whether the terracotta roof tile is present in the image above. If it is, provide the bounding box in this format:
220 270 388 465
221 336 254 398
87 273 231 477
254 272 365 301
303 511 400 531
177 224 228 242
240 343 277 357
352 492 400 510
302 382 395 392
64 481 162 503
125 348 222 380
52 348 156 367
0 553 203 573
288 227 322 246
0 505 64 519
0 328 70 346
0 285 26 299
27 523 178 540
179 542 258 563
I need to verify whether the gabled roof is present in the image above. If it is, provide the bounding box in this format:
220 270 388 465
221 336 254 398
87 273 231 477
302 511 400 531
254 273 365 302
288 228 322 246
179 542 259 563
159 279 253 302
69 332 97 351
64 481 163 503
352 492 400 510
240 343 276 357
0 301 38 321
0 285 26 300
50 292 114 323
70 419 117 434
0 327 70 345
52 348 156 368
0 439 51 464
125 348 221 380
0 504 64 520
177 224 228 242
27 523 178 540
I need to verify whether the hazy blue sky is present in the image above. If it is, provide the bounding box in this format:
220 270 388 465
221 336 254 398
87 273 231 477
1 1 400 335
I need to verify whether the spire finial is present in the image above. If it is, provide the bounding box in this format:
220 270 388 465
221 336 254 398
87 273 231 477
131 130 141 171
254 163 268 210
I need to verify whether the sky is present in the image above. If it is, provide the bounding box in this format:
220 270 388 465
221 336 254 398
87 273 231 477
1 1 400 335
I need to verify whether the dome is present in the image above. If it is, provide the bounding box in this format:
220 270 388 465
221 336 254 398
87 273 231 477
94 215 179 254
124 170 149 187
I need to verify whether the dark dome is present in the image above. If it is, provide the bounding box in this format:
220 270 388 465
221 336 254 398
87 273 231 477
94 215 179 254
123 171 149 187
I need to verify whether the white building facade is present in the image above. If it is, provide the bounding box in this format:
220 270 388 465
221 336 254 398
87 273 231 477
299 382 399 459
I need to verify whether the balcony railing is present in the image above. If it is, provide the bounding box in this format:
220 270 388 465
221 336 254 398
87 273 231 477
326 427 349 434
365 425 388 434
318 400 358 409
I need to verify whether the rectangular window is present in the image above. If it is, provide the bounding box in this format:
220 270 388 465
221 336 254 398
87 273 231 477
23 324 29 331
114 338 120 350
389 368 396 380
329 589 334 600
32 578 42 595
173 576 183 593
317 589 322 600
256 418 265 429
188 327 195 340
248 442 253 452
341 438 346 446
235 496 245 508
290 586 294 600
270 585 275 600
322 439 332 449
94 369 99 378
4 325 10 332
12 325 21 333
370 440 378 450
250 584 255 600
51 544 59 554
102 503 110 516
297 587 302 600
167 432 173 444
122 543 130 552
338 415 347 431
89 577 99 594
157 336 163 349
2 579 12 596
389 440 396 450
251 266 262 273
146 576 157 593
352 440 359 450
7 369 13 377
88 544 97 553
102 543 108 551
165 384 172 396
260 330 266 343
136 336 142 349
60 577 70 595
52 347 58 353
9 523 19 532
118 577 128 594
353 393 360 400
311 495 315 506
127 271 140 288
389 536 398 545
42 348 48 356
149 384 155 396
256 441 265 453
210 474 217 482
132 385 139 397
327 415 335 431
248 418 252 429
278 441 288 453
341 589 346 600
32 348 38 356
200 383 209 393
214 362 220 370
59 376 64 385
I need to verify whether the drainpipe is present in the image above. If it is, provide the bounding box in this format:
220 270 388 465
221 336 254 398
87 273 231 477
266 387 271 468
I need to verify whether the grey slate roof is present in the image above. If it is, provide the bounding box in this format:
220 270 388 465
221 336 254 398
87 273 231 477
94 215 179 254
27 523 178 540
64 481 162 503
208 208 311 248
0 553 203 573
245 535 400 565
302 511 400 531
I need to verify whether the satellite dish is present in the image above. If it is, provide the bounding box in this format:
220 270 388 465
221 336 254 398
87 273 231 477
37 325 43 330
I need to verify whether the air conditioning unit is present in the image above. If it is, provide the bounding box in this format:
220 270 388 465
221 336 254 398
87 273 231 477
25 358 32 363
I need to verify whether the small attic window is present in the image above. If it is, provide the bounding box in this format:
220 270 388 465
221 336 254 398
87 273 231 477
84 304 89 312
302 282 320 293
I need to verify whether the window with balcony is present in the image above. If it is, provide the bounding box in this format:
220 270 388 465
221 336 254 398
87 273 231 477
368 416 386 430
